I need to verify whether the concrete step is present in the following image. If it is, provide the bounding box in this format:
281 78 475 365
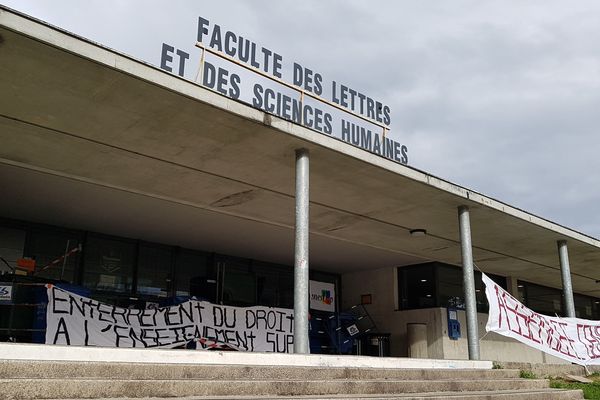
0 360 522 380
73 390 584 400
0 354 583 400
498 361 600 378
1 378 555 399
0 343 493 370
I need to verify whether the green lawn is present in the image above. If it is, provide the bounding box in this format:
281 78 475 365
550 379 600 399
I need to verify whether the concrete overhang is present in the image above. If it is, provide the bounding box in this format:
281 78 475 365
1 7 600 295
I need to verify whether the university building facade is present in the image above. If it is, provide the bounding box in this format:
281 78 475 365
2 6 600 363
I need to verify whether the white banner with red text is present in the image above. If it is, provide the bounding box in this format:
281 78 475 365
483 273 600 366
45 284 294 352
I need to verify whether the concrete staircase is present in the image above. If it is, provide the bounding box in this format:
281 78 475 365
0 359 584 400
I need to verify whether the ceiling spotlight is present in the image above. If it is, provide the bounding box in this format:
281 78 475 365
420 279 428 283
410 229 427 237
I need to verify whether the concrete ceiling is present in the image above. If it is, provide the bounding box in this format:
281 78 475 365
1 8 600 295
0 164 423 273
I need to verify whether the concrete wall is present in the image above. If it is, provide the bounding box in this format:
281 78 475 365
441 309 567 364
342 267 567 363
342 267 444 358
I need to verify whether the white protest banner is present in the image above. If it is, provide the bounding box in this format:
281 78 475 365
309 280 335 312
45 284 294 353
483 273 600 366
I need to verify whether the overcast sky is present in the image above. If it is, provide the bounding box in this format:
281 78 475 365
3 0 600 238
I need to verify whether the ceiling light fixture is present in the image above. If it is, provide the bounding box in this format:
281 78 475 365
409 229 427 237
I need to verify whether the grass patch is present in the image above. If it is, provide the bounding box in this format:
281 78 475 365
550 379 600 399
492 361 503 369
519 370 536 379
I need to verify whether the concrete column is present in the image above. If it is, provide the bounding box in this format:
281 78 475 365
407 323 428 358
293 148 310 353
557 240 576 318
458 205 480 360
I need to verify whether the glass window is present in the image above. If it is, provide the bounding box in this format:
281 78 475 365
310 270 338 285
573 294 595 319
82 235 135 294
399 262 506 312
593 299 600 320
437 265 464 309
221 257 256 307
136 244 172 298
517 282 527 304
0 226 25 273
216 257 313 308
436 265 494 311
278 269 294 309
27 228 81 283
398 263 435 309
518 281 600 319
175 250 216 302
254 261 295 308
475 273 506 313
520 281 563 316
255 262 279 307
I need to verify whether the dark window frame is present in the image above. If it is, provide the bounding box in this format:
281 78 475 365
0 218 342 310
519 279 600 319
397 262 507 313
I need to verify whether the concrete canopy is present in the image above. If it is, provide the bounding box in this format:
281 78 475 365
1 8 600 297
